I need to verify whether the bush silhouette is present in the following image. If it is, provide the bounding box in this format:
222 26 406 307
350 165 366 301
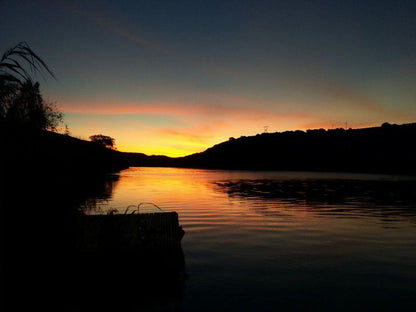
89 134 116 149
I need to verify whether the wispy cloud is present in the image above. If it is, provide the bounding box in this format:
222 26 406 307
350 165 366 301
155 122 229 145
157 129 214 144
60 1 172 54
61 101 191 115
59 92 309 119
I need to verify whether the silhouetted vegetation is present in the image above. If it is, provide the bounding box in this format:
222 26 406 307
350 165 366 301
0 42 55 84
0 43 125 176
0 42 64 131
89 134 115 149
1 79 63 130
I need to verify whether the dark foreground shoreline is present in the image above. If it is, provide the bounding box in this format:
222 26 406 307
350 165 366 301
2 121 415 176
2 120 416 310
1 121 415 309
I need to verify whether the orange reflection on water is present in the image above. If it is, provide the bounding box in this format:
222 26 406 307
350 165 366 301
93 167 413 239
77 166 416 270
79 168 416 248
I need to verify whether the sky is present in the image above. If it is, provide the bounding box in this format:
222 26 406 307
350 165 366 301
1 0 415 156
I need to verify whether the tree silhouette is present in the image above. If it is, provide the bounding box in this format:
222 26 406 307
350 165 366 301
0 42 64 131
3 79 63 130
89 134 116 149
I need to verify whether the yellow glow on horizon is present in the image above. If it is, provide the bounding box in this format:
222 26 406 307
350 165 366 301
62 96 412 157
117 144 202 157
117 129 231 157
115 120 386 157
70 120 388 157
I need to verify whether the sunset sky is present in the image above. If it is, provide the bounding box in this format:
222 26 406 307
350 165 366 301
1 0 415 156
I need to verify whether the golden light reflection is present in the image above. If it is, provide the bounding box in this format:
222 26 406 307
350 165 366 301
112 169 308 228
78 168 412 254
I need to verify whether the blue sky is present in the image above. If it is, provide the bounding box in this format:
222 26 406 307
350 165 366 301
1 0 415 155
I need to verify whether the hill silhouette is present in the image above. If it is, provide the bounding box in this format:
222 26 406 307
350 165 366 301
2 121 415 175
179 122 416 174
124 122 416 174
1 121 127 177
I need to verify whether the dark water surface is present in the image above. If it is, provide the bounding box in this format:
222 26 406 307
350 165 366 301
80 168 416 311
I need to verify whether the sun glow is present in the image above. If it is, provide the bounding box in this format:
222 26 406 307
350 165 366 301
60 89 415 157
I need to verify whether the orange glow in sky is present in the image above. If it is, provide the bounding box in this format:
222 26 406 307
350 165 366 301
59 95 412 157
5 1 413 157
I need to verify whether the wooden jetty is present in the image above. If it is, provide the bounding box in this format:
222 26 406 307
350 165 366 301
63 211 187 310
72 211 185 252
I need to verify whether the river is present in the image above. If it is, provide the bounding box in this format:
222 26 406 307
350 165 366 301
79 167 416 311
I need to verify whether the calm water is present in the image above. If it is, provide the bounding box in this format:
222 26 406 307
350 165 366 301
81 167 416 311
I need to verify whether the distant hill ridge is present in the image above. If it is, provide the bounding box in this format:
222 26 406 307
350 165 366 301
3 121 415 174
180 122 416 173
126 122 416 174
